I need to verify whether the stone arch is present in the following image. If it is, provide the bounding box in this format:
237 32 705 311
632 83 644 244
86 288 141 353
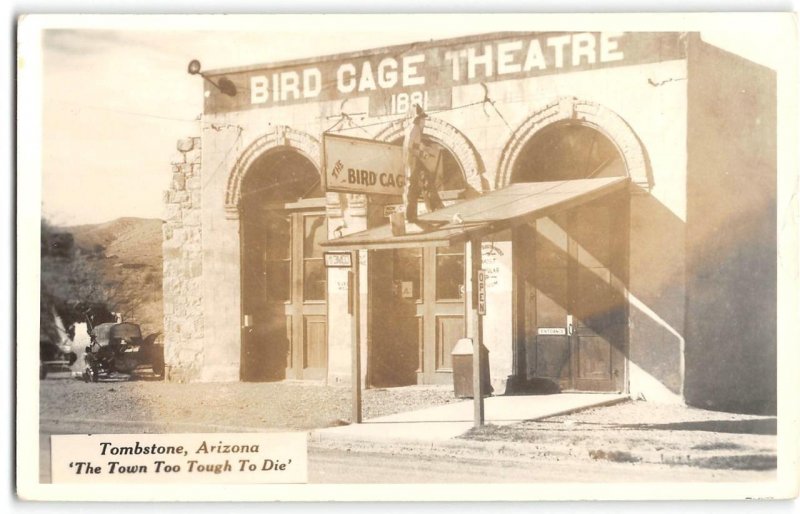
225 126 321 219
374 116 487 192
495 97 652 190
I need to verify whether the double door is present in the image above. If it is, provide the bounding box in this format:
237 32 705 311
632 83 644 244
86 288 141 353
519 193 627 392
370 244 465 387
242 204 327 381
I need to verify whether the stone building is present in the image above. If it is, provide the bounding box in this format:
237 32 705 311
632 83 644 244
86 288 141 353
163 31 776 414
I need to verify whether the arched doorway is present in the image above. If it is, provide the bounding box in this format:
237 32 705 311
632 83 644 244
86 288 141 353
370 139 469 387
512 121 629 392
240 149 327 381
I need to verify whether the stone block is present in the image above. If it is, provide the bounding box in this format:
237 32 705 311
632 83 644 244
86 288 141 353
163 246 181 260
165 203 182 221
183 210 201 226
173 174 186 191
189 260 202 278
173 191 189 204
170 228 186 245
177 138 195 153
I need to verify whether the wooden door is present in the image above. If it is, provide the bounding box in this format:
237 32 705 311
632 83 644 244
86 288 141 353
291 212 327 379
260 208 327 381
424 244 465 384
521 194 626 392
370 244 465 387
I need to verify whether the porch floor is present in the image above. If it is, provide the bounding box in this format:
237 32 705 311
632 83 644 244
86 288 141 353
313 392 629 443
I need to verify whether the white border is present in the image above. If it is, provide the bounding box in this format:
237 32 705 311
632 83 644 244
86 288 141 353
14 11 800 504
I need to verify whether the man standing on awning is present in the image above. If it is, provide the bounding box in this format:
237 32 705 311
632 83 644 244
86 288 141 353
402 104 444 231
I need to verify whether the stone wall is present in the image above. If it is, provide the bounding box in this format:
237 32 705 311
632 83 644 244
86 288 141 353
162 136 204 382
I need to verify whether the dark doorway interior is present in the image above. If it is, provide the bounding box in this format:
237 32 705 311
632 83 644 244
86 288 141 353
240 150 326 381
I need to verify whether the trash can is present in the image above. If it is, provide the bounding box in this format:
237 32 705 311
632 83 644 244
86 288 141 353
451 338 491 399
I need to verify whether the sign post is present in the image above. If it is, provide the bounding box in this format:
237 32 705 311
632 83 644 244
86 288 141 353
324 250 361 424
467 237 485 427
350 250 362 424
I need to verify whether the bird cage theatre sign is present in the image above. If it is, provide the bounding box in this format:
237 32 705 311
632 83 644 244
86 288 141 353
162 31 776 415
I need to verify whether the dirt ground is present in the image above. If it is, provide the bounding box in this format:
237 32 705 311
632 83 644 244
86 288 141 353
39 373 458 430
38 375 778 484
460 400 777 471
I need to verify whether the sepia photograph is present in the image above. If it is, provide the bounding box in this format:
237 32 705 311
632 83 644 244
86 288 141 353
15 12 799 502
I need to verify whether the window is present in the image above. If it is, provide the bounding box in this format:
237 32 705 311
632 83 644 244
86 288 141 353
436 243 465 301
302 215 327 301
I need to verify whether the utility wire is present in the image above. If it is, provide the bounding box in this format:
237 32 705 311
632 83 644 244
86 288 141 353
56 101 201 123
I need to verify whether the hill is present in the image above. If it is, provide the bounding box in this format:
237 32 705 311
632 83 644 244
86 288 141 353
43 217 164 338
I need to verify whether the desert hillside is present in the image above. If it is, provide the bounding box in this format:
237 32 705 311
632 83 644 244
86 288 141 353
42 217 164 338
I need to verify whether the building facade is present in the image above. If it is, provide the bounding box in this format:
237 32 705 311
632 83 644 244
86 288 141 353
162 31 776 414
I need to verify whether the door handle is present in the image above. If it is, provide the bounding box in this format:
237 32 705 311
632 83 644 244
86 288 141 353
567 315 574 336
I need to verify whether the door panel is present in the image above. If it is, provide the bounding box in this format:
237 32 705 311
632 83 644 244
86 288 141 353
435 315 465 371
524 193 627 392
577 336 612 379
534 335 571 381
303 315 327 378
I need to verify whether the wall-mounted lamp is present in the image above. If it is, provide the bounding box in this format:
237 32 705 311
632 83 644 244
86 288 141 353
187 59 237 97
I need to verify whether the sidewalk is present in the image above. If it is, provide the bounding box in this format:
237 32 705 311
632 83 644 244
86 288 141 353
312 392 628 444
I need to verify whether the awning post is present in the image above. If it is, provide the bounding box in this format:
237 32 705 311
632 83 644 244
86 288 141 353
351 249 362 424
466 237 485 427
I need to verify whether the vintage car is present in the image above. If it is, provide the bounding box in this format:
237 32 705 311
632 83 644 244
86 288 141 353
83 322 164 382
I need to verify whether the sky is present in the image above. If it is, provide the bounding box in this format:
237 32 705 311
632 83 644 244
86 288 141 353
34 14 790 226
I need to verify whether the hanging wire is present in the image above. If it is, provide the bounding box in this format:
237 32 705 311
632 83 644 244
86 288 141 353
479 82 514 131
201 125 245 190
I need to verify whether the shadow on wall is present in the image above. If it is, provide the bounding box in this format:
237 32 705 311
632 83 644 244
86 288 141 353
684 37 777 416
511 184 776 415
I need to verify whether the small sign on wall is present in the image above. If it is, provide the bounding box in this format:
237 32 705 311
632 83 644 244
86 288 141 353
538 327 567 336
324 251 352 268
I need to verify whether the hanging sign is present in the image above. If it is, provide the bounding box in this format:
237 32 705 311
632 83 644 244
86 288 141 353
323 133 444 196
322 134 405 196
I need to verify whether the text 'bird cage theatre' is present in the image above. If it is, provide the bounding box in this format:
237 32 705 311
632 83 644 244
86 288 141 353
162 31 776 415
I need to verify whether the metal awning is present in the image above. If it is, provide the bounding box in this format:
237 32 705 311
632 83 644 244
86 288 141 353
322 176 629 250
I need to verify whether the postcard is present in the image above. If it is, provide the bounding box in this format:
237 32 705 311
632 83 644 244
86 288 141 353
16 12 799 502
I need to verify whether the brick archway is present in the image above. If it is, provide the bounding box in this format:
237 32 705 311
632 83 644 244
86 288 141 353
225 126 321 219
495 97 651 190
374 117 487 192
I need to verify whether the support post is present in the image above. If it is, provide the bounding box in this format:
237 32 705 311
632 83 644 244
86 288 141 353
351 249 362 424
467 237 484 427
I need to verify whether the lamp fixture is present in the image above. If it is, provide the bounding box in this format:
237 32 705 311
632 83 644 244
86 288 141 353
187 59 237 97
